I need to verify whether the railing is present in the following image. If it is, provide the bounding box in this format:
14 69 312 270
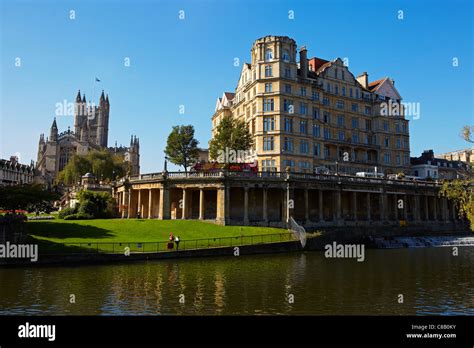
40 232 296 255
122 170 441 187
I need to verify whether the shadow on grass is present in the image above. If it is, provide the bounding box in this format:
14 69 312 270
26 221 114 240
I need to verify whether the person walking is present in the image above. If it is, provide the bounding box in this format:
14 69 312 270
174 235 181 251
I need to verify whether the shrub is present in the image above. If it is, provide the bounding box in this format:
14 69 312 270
58 207 77 219
63 213 93 220
76 190 116 219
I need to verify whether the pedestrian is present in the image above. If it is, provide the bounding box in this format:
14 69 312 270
167 232 174 250
174 235 180 251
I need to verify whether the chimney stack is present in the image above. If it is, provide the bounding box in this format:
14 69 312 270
357 72 369 89
299 46 308 79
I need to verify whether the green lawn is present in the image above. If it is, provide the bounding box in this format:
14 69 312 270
27 219 292 254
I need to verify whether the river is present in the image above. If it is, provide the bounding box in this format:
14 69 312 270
0 247 473 315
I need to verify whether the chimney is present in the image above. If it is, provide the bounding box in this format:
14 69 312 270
299 46 308 79
357 72 369 89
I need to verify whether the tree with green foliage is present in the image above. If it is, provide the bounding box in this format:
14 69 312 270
461 125 474 143
209 115 253 161
164 125 199 173
440 179 474 230
0 184 60 213
58 150 129 185
59 190 116 220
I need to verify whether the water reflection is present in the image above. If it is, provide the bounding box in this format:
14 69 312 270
0 247 473 315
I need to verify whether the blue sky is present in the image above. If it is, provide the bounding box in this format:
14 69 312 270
1 0 473 173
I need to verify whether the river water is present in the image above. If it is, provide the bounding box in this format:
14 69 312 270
0 247 473 315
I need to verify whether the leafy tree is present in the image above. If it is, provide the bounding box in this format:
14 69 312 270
461 125 474 143
440 179 474 230
58 150 128 185
0 184 60 213
164 125 199 173
59 190 116 220
209 115 253 161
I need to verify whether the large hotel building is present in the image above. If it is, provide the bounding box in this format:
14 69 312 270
212 36 410 174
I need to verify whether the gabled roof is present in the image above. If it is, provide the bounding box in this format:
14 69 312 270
368 78 387 92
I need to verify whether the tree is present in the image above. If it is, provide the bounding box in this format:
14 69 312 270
0 184 60 213
209 115 253 161
58 150 128 185
461 125 474 143
164 125 199 173
440 179 474 230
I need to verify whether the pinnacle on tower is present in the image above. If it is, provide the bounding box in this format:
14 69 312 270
106 94 109 104
82 94 86 103
76 90 81 102
100 90 105 102
51 117 57 130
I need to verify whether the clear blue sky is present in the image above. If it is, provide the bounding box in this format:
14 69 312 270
1 0 473 173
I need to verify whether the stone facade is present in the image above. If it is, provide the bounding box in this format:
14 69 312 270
36 90 140 184
0 156 35 186
212 36 410 175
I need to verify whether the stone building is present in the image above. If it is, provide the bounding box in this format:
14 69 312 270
411 150 472 180
212 36 410 175
35 90 140 184
0 156 35 186
436 148 474 165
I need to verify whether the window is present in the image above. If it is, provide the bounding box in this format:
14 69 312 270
324 146 330 158
383 121 389 132
313 107 320 120
312 91 319 101
265 49 273 61
384 153 391 164
283 137 294 152
283 159 295 168
402 122 407 133
334 68 338 79
395 122 400 133
384 137 390 147
351 103 358 112
265 83 272 93
365 119 372 131
396 138 401 149
300 87 307 96
352 133 359 143
285 84 292 94
342 71 345 80
262 159 276 172
326 83 331 93
364 106 372 115
263 136 274 151
337 115 345 127
299 102 308 115
300 120 308 134
299 161 310 170
338 131 345 141
355 89 359 99
350 88 353 98
284 67 291 78
335 85 339 95
342 86 346 96
284 99 294 113
313 124 320 137
323 112 330 123
313 143 321 156
324 128 331 139
351 117 359 129
336 100 344 109
284 118 293 132
263 117 275 131
283 50 290 62
300 140 309 154
265 65 272 77
396 155 401 165
263 98 274 112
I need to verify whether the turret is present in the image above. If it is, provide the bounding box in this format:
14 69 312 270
80 122 89 141
50 118 58 142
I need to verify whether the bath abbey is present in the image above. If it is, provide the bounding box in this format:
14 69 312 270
35 90 140 184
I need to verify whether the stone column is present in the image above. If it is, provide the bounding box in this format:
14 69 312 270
244 187 249 225
424 195 429 220
127 189 132 218
433 196 438 221
181 188 187 219
216 187 226 224
137 189 142 218
304 188 309 224
147 189 153 219
393 194 398 221
334 189 342 222
199 188 205 220
318 190 324 221
352 191 357 221
379 191 386 221
414 195 421 222
159 186 170 220
366 192 371 221
225 185 230 225
121 191 126 218
263 187 268 223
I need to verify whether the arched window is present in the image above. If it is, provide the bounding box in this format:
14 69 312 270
265 49 273 61
282 50 290 62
